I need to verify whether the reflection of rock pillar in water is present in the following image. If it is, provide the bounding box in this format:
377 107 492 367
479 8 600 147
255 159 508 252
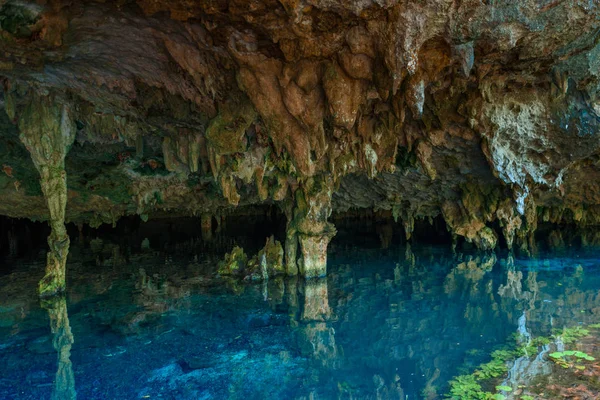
298 279 337 367
377 220 393 249
201 213 212 241
301 279 331 321
299 321 338 367
293 176 336 279
18 94 76 297
405 243 415 269
8 229 17 257
42 296 76 400
284 276 301 328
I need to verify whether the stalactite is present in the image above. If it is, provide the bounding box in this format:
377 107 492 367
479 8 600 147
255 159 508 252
404 215 415 241
406 75 425 119
516 198 538 256
454 42 474 77
17 93 75 297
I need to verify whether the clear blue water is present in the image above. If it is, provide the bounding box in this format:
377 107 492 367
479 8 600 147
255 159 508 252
2 240 600 399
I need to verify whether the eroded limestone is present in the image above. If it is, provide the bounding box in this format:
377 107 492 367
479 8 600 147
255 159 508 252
292 176 337 279
17 93 75 297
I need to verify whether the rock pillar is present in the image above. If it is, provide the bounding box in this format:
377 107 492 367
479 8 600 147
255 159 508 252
282 201 299 276
18 94 75 297
292 176 336 279
285 227 299 275
200 213 213 241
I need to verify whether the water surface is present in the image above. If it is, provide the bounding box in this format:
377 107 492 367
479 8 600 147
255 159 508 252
2 240 600 399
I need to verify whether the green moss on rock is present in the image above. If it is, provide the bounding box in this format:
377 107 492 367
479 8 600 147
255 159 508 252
217 246 248 276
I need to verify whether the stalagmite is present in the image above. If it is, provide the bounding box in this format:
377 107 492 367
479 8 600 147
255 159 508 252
291 176 337 279
17 94 76 297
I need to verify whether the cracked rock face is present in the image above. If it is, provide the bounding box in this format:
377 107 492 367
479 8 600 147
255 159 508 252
1 0 600 251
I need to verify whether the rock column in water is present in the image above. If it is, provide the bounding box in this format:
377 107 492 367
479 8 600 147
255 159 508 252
201 213 213 241
18 94 76 297
292 175 336 279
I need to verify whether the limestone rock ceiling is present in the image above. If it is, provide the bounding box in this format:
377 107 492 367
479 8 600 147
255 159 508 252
0 0 600 249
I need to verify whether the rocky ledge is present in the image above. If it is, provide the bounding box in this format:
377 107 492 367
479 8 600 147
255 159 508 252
0 0 600 293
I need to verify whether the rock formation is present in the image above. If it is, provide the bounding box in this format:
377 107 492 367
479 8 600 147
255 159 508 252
17 93 75 296
1 0 600 287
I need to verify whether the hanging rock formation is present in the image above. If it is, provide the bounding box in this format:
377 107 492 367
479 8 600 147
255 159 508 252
15 92 75 296
0 0 600 277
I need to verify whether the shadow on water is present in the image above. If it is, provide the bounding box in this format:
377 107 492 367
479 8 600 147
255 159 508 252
2 229 600 399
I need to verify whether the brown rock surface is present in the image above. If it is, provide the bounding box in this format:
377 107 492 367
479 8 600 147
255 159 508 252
0 0 599 251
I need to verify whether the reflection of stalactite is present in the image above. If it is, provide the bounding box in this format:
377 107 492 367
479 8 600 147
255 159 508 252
41 296 76 400
298 321 338 368
405 243 415 270
498 256 523 301
284 277 300 326
498 270 523 300
498 258 539 330
372 374 405 400
503 344 552 389
498 260 554 390
422 368 440 400
525 272 539 312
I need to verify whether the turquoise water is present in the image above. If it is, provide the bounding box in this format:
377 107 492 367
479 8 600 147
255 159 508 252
2 239 600 399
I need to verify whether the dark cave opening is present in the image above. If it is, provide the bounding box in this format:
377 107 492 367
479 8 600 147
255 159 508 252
3 206 590 277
